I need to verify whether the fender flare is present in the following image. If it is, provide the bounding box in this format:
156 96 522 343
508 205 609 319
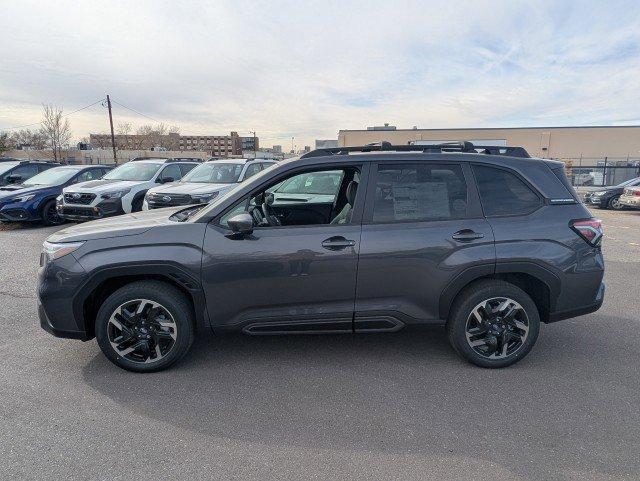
72 262 209 333
438 261 561 320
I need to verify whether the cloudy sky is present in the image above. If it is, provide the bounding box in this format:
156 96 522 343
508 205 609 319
2 0 640 148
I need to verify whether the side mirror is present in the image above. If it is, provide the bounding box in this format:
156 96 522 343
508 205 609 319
227 213 254 236
6 174 23 184
158 177 174 184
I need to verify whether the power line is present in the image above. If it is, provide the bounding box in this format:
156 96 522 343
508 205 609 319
2 97 106 131
110 99 162 123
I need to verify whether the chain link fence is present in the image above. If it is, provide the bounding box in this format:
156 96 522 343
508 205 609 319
560 157 640 187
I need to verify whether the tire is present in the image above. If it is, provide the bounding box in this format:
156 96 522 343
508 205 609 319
131 196 144 212
608 195 624 210
41 199 65 226
446 280 540 368
95 281 195 373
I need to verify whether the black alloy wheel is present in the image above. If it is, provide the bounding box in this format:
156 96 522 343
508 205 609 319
446 279 540 368
465 297 529 359
42 199 65 226
107 299 178 364
95 281 194 372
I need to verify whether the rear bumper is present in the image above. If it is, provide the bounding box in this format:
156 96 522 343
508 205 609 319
548 281 605 323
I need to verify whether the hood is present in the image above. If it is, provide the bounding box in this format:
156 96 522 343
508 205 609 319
0 183 51 198
148 182 234 196
65 179 143 194
46 206 187 243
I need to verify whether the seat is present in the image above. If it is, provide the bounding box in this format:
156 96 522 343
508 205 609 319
330 180 358 225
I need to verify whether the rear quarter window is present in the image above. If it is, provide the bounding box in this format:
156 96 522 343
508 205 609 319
473 164 542 216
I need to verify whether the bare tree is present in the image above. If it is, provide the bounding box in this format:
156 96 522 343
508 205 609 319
10 128 47 150
116 122 132 135
0 131 11 155
39 104 71 162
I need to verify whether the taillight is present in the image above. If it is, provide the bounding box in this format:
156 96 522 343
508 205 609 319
635 190 640 197
570 218 603 246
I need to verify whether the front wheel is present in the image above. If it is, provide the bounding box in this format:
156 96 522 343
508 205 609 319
41 199 65 226
131 197 143 212
608 195 624 210
446 280 540 368
95 281 194 372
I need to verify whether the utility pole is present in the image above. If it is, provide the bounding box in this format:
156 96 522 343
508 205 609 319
106 94 117 164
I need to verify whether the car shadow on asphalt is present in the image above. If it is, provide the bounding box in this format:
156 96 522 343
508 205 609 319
80 317 640 480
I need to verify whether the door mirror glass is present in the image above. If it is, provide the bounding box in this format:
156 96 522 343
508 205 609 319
227 213 253 235
158 176 174 184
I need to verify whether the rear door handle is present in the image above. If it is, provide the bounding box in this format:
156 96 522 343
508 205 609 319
452 229 484 242
322 236 356 250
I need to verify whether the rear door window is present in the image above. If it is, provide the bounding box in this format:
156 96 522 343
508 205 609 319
473 165 541 216
373 164 467 223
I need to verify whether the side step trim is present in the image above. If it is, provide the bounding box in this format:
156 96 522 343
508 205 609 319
243 319 352 335
354 316 405 333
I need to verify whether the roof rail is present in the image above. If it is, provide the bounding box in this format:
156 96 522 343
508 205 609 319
301 141 530 159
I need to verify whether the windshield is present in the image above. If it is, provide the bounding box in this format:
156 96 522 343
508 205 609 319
616 177 640 188
23 167 81 186
181 163 244 183
0 162 20 175
274 170 343 195
104 162 161 181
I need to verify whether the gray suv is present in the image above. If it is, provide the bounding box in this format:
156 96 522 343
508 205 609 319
38 142 605 372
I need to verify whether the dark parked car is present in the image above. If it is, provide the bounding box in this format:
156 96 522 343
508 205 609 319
0 160 57 186
583 177 640 209
0 164 111 225
38 142 604 372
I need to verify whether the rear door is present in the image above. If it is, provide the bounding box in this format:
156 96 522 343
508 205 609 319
354 161 495 330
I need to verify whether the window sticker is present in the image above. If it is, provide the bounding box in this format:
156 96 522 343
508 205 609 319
392 182 450 220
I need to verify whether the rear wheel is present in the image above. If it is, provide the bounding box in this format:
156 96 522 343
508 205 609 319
41 199 65 226
446 280 540 368
95 281 194 372
608 195 624 210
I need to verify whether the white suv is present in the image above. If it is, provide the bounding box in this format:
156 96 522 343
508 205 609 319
58 158 199 222
143 159 276 210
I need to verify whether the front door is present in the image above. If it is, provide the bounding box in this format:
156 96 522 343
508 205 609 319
355 161 495 330
201 163 368 334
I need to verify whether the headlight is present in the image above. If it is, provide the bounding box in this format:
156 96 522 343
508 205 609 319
101 189 130 199
593 191 607 196
191 192 219 203
41 241 84 263
10 194 35 203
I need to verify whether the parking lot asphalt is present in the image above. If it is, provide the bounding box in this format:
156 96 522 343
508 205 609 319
1 209 639 481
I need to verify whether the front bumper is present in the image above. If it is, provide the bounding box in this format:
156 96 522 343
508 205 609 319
58 198 124 221
586 195 608 208
619 195 640 208
38 252 91 340
0 207 35 222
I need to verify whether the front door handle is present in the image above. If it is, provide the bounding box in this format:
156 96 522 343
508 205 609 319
452 229 484 242
321 236 356 250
